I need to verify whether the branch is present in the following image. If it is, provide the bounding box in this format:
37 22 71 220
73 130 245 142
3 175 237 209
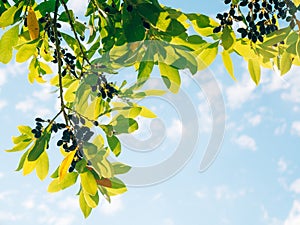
53 0 69 126
60 0 91 78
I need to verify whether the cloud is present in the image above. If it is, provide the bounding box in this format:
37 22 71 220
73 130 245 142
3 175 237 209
15 98 35 113
0 69 6 86
0 99 7 110
284 200 300 225
261 205 282 225
290 179 300 194
214 185 249 200
226 74 257 109
58 196 79 211
163 218 175 225
166 119 182 140
100 196 124 215
232 134 257 151
22 198 35 209
0 211 23 222
198 101 212 133
274 122 287 136
278 158 288 173
195 190 207 199
244 113 262 126
0 172 3 178
152 192 163 201
291 121 300 137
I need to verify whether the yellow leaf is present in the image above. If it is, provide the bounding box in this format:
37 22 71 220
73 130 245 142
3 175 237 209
39 61 53 74
59 150 76 181
64 80 80 102
36 151 49 180
248 58 261 85
27 7 39 40
139 106 156 118
221 50 236 81
80 171 98 196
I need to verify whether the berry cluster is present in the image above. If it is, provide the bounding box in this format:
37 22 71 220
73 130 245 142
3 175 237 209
90 75 119 101
52 49 77 77
39 14 62 45
214 0 300 43
31 118 46 138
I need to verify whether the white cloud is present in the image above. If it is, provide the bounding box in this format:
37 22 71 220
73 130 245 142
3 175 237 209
163 218 175 225
233 134 257 151
0 172 3 178
166 119 182 140
198 101 212 133
15 98 35 113
226 74 257 109
0 99 7 110
261 205 282 225
278 158 288 173
0 69 7 86
290 179 300 194
245 114 262 127
284 200 300 225
22 198 35 209
195 190 207 199
152 193 163 201
100 196 124 215
291 121 300 137
33 84 54 101
0 211 23 222
215 185 249 200
274 123 287 136
262 73 289 93
58 197 79 211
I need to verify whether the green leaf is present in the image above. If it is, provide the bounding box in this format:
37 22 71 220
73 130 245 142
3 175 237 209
0 25 19 64
16 42 38 63
16 149 30 171
27 129 51 161
58 10 74 22
280 51 293 76
80 171 98 196
248 58 261 85
107 135 121 156
187 13 219 37
158 62 181 93
111 115 139 134
166 19 186 36
36 0 56 16
221 50 236 80
137 49 154 85
123 9 145 42
112 162 131 175
261 27 291 47
35 151 49 180
79 190 92 218
221 26 235 50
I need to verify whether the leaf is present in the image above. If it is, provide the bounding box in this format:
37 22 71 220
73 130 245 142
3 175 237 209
196 42 219 70
16 149 30 171
105 178 127 196
80 171 98 196
6 139 33 152
16 42 38 63
0 5 18 28
158 62 181 93
64 80 80 102
27 129 51 161
248 58 261 85
36 0 56 16
48 172 78 192
59 150 76 181
280 51 293 76
107 135 121 156
112 162 131 175
0 25 19 64
83 191 99 208
79 190 92 218
296 37 300 60
187 13 220 37
137 49 154 85
221 50 236 80
35 151 49 180
27 7 39 40
111 115 139 134
261 27 291 47
221 26 235 50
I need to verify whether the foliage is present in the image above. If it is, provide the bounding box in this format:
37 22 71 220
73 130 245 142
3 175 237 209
1 0 300 218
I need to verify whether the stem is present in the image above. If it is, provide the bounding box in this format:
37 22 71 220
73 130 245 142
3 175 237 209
60 0 91 76
53 0 69 126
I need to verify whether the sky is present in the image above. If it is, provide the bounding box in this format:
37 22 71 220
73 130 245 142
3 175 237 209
1 1 300 225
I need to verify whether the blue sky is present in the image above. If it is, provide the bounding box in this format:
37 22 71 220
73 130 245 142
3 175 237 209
1 1 300 225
